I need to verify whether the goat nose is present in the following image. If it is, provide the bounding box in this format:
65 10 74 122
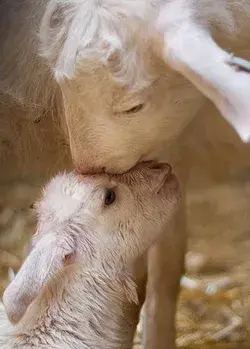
148 162 172 172
74 163 105 175
140 161 172 173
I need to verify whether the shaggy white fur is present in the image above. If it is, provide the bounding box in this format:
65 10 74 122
0 163 179 349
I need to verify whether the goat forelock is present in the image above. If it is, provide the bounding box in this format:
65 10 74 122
40 0 157 90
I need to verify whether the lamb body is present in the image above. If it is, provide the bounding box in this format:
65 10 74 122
0 162 179 349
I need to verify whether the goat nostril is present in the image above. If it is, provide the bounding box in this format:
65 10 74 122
148 162 172 172
143 160 159 169
151 163 164 170
165 163 172 173
75 166 87 175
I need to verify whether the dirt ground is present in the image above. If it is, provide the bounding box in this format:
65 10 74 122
2 115 250 348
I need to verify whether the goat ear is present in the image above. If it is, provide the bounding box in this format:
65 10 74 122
156 10 250 142
3 233 75 324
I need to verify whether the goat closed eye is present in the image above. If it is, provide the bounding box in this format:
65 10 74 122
124 104 144 114
105 189 116 206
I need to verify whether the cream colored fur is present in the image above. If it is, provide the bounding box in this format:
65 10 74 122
1 1 250 348
0 164 179 349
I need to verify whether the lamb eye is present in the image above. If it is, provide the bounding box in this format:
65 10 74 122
105 189 116 206
125 104 144 114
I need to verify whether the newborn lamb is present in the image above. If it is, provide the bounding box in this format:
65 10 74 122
0 162 180 349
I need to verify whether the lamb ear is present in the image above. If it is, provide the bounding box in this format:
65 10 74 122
156 11 250 142
3 233 75 324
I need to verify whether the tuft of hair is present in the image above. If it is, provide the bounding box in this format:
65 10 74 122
40 0 157 89
35 172 89 224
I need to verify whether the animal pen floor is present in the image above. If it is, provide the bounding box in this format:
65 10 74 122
2 165 250 349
